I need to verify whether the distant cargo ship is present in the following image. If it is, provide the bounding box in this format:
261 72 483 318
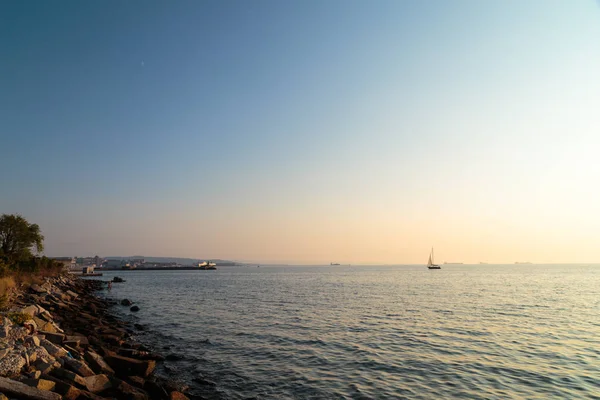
330 262 340 266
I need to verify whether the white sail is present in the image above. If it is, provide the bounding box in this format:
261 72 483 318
427 253 433 267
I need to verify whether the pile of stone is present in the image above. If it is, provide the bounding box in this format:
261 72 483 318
0 275 190 399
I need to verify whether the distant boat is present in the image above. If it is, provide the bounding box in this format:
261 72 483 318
427 248 441 270
330 262 340 266
443 262 463 265
198 261 217 270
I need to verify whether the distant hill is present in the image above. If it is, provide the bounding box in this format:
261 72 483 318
104 256 241 265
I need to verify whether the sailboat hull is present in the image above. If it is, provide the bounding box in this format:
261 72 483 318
428 265 441 269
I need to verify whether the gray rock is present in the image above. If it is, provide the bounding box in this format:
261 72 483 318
30 284 47 294
121 299 132 306
25 336 41 347
0 352 26 377
130 306 140 312
50 367 87 388
0 318 12 339
63 357 95 377
39 339 67 358
84 351 115 375
20 305 39 317
0 376 61 400
83 374 112 393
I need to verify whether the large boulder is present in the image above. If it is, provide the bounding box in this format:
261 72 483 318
0 352 26 377
84 351 115 375
83 374 112 393
20 305 39 317
0 376 61 400
39 339 67 358
105 354 156 377
50 367 87 388
63 357 95 377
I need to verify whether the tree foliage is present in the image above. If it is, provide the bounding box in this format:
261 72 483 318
0 214 44 263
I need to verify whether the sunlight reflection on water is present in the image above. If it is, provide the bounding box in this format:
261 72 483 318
99 265 600 399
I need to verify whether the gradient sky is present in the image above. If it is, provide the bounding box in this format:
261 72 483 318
1 1 599 264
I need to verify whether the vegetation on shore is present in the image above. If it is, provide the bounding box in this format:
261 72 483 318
0 214 64 308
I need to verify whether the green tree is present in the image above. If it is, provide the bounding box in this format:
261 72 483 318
0 214 44 263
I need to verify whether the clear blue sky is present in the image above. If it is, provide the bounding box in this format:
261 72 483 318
2 1 599 263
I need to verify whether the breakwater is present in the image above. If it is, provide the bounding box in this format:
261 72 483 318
0 274 189 399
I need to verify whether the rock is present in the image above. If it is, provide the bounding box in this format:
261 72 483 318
0 318 12 339
143 379 169 399
0 392 8 400
63 357 95 377
127 375 146 388
38 331 64 345
170 391 190 400
110 377 149 400
83 374 112 393
49 380 81 400
134 323 146 331
49 367 87 388
23 319 37 333
30 284 47 294
23 378 56 391
27 346 52 364
39 339 67 358
20 305 39 317
130 306 140 312
66 290 79 299
84 351 115 375
66 335 89 346
25 336 41 347
165 353 184 361
121 299 132 306
0 352 26 377
105 354 156 378
0 376 61 399
33 359 54 374
0 349 9 360
7 326 29 341
31 370 42 379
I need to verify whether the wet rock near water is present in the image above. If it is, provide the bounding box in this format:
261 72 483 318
0 275 191 400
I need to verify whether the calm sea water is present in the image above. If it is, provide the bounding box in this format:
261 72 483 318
98 265 600 399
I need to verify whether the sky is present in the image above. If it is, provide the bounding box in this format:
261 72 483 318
1 0 600 264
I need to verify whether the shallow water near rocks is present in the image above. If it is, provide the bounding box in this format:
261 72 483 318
97 265 600 399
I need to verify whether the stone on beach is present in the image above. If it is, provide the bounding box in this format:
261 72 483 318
63 357 95 377
39 339 67 358
0 376 61 400
83 373 112 393
84 351 115 375
120 299 132 306
130 305 140 312
105 354 156 377
50 367 87 388
0 352 26 377
23 378 56 391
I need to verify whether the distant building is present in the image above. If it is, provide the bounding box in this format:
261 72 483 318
104 259 124 268
93 255 100 266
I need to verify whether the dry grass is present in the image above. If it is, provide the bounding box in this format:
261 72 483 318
0 276 15 310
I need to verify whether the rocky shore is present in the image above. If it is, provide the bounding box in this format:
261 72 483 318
0 275 191 399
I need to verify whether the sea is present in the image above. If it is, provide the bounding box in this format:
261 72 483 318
96 265 600 399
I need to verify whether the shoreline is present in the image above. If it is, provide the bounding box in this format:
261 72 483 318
0 274 191 399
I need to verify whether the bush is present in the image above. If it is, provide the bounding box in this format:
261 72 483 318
6 312 31 325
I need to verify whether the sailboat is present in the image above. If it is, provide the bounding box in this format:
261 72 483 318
427 248 441 269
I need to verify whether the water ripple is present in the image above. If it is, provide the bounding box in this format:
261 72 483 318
100 264 600 399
